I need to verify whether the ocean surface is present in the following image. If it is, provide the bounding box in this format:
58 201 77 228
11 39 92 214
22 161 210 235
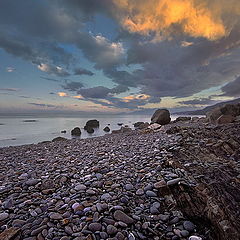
0 114 187 148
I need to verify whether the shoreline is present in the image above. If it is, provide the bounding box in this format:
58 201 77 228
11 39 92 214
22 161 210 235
0 120 239 240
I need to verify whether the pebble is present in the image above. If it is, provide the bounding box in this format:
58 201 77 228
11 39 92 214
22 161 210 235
113 210 134 224
0 212 9 221
167 178 182 186
146 190 157 197
49 212 62 220
88 222 102 232
183 221 196 232
106 225 118 235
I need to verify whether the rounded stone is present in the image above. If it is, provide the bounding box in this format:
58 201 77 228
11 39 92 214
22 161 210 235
106 225 118 235
0 212 9 221
183 221 196 232
88 222 102 232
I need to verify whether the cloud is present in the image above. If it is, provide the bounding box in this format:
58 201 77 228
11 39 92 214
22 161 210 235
112 0 240 41
77 85 128 99
74 67 94 76
221 76 240 97
38 63 70 77
40 76 61 82
72 95 84 99
28 103 56 108
62 81 84 92
6 67 15 72
179 97 217 105
0 88 19 92
1 0 240 111
57 92 68 97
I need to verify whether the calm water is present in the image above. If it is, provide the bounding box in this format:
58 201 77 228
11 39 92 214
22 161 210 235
0 114 183 148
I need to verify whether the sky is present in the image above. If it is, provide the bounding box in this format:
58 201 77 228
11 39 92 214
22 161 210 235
0 0 240 114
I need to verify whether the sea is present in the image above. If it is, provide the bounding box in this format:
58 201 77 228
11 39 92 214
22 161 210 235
0 114 189 148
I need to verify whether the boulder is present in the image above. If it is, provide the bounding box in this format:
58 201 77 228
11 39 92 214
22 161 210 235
52 137 67 142
83 125 94 133
221 103 240 116
175 116 191 122
133 122 144 128
207 103 240 123
61 130 66 133
151 109 171 125
71 127 81 136
216 115 236 124
103 126 110 132
85 119 99 128
138 122 150 129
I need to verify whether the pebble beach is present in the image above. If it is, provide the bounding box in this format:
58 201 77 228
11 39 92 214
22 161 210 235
0 120 239 240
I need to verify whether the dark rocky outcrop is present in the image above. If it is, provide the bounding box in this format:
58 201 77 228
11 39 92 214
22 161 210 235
151 109 171 125
103 126 110 132
85 119 99 128
207 103 240 123
71 127 81 136
86 127 94 134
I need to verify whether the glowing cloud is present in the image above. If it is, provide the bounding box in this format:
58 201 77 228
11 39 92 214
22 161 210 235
122 94 150 102
113 0 240 40
57 92 68 97
72 95 84 99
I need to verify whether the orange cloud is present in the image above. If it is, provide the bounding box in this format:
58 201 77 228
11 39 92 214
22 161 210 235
72 95 84 99
113 0 240 40
57 92 68 97
122 94 150 102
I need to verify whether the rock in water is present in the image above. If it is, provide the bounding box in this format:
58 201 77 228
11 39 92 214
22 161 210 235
85 119 99 128
71 127 81 136
151 109 171 125
86 127 94 134
103 126 110 132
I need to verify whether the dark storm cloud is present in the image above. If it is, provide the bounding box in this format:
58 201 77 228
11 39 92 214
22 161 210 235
77 85 128 99
221 76 240 97
1 0 240 110
62 81 84 92
74 68 94 76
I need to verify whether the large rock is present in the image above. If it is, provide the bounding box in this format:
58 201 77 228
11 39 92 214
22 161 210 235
151 109 171 125
134 122 149 129
85 119 99 128
86 127 94 134
71 127 81 136
207 103 240 123
216 115 236 124
103 126 110 132
175 116 191 122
